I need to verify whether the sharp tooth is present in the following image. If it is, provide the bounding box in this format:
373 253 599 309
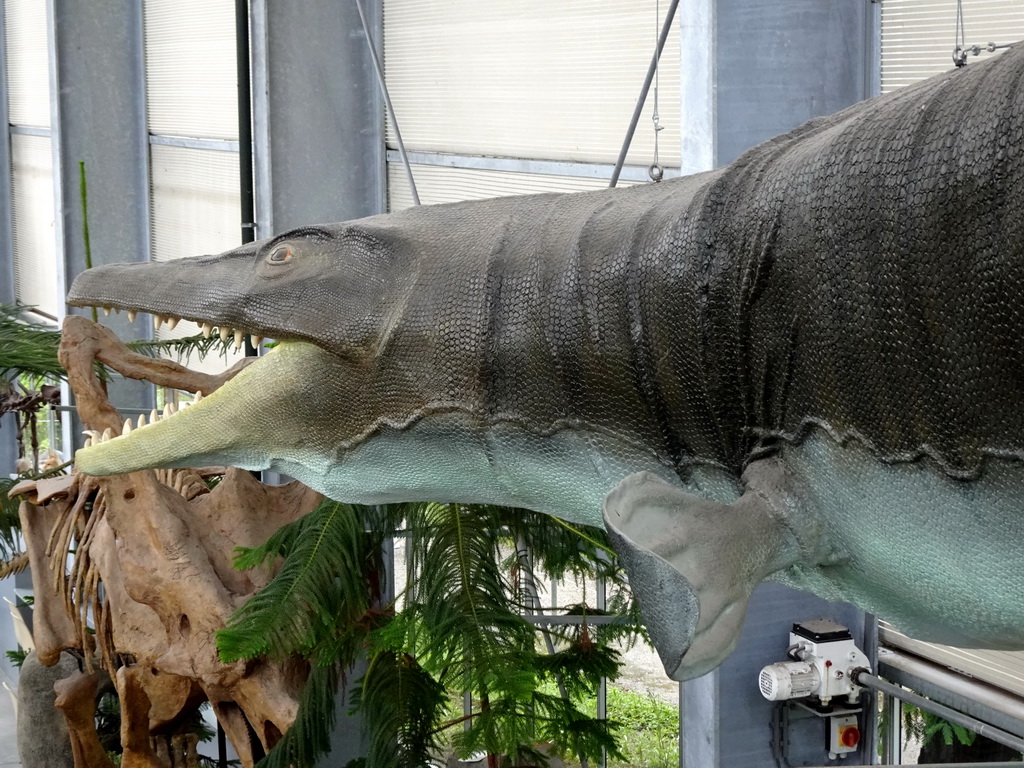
166 317 179 331
194 391 204 402
163 403 177 419
82 429 98 438
127 310 137 323
150 409 159 424
251 335 263 347
84 437 93 448
154 315 164 330
122 419 133 436
101 428 114 442
234 329 244 350
102 306 111 316
113 307 121 315
201 323 213 339
219 326 231 342
137 414 147 428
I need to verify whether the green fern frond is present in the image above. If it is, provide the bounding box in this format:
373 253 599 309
534 640 621 700
0 477 25 561
258 663 341 768
218 500 377 661
126 334 238 364
494 507 616 582
231 512 315 572
350 651 448 768
0 552 29 580
0 304 64 385
404 504 535 683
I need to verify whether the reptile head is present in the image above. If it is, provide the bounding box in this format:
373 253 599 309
68 224 413 360
66 221 420 485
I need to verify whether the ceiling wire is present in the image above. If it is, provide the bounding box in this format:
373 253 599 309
954 0 968 67
649 0 666 182
952 0 1014 67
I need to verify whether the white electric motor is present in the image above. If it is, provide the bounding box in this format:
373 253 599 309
758 619 870 705
759 660 821 701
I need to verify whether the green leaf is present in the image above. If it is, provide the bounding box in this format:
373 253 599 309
350 651 448 768
258 663 341 768
0 304 64 385
217 500 380 661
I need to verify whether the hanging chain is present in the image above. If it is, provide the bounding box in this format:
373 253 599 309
649 0 666 182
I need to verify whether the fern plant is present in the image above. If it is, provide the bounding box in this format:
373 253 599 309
218 500 644 768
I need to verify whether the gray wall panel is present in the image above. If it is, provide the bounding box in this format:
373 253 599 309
52 0 152 421
683 584 870 767
265 0 384 231
680 4 875 766
715 0 872 167
52 0 149 278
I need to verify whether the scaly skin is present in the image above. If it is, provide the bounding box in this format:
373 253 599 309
67 45 1024 679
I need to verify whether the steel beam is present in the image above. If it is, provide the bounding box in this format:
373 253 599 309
386 149 680 184
51 0 154 440
261 0 385 232
0 0 14 305
878 648 1024 740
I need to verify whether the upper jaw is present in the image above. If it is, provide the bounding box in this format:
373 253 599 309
67 261 268 352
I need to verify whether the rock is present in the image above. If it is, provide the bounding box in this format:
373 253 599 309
16 650 79 768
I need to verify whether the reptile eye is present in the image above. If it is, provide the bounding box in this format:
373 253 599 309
267 245 292 264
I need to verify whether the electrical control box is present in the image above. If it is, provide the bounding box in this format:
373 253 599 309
829 714 861 758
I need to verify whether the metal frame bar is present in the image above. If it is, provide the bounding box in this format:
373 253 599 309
8 124 50 138
45 0 65 320
148 134 241 153
878 648 1024 738
881 690 902 764
44 0 73 458
855 668 1024 754
0 0 14 308
678 0 716 174
861 614 881 763
386 149 680 184
131 0 152 270
865 0 882 98
356 0 418 205
249 0 273 238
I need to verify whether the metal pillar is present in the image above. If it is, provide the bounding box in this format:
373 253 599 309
0 0 13 300
681 584 872 768
674 5 875 765
253 3 385 763
260 0 385 233
50 0 154 433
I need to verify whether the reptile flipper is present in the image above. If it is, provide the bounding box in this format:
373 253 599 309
603 461 810 680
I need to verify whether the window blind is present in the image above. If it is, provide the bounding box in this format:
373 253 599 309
143 0 238 140
11 134 57 318
383 0 680 207
3 0 49 128
388 162 638 211
881 0 1024 92
144 0 241 372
